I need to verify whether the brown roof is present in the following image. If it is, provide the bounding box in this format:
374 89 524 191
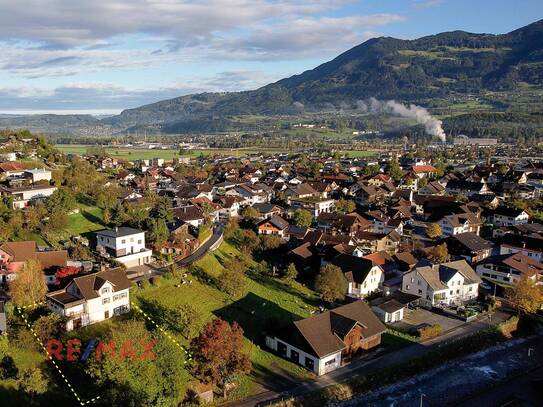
0 241 37 262
287 301 386 358
0 162 25 172
70 270 132 301
36 250 67 269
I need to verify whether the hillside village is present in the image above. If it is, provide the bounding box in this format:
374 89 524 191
0 130 542 406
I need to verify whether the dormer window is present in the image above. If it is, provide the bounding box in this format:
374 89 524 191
101 287 110 294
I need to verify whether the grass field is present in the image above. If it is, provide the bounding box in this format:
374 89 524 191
133 240 317 400
56 144 291 160
340 150 377 157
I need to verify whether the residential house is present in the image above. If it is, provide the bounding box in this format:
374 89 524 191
46 270 131 331
445 232 493 263
1 184 57 209
332 254 384 298
438 212 482 237
476 253 543 286
174 205 205 228
265 301 385 375
488 206 530 227
290 197 335 217
95 227 152 268
257 215 290 238
499 234 543 262
402 260 481 308
0 241 67 283
446 180 490 197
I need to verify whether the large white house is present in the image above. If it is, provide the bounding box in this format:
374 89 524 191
402 260 481 308
476 253 543 286
2 185 57 209
95 227 152 268
46 270 131 331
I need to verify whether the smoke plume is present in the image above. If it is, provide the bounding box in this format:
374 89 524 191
360 98 446 142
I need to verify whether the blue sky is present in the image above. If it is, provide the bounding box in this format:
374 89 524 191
0 0 541 114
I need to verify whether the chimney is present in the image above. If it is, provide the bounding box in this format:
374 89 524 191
115 226 119 233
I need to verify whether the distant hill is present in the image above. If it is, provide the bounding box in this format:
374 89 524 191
3 19 543 135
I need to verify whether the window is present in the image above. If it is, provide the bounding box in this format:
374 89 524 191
305 357 314 370
102 297 110 304
101 287 110 294
113 292 128 301
121 239 126 244
325 359 336 367
138 239 142 244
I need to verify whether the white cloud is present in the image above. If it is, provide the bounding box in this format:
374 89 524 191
0 70 283 110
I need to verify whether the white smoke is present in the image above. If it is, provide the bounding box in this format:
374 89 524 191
359 97 446 142
293 101 304 110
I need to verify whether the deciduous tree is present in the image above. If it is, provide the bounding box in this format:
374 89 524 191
426 223 442 239
506 277 543 314
315 264 347 302
292 209 313 228
9 260 47 307
190 319 251 392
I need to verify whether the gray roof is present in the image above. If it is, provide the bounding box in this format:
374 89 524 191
96 227 143 238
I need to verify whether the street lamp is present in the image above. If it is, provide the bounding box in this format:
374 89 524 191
420 392 426 407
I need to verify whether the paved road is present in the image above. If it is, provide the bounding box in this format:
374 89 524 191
227 310 511 407
129 225 223 282
174 225 223 268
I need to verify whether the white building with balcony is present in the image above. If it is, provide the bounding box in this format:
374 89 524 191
402 260 481 308
46 270 131 331
95 227 152 268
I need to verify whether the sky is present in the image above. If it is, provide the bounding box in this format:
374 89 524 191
0 0 542 114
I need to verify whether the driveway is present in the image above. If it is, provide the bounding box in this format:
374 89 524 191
392 308 464 333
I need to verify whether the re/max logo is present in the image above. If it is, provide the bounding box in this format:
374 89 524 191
46 339 156 362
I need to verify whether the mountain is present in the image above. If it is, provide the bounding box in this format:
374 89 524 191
3 19 543 135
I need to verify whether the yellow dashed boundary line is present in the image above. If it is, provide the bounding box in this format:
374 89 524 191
15 306 101 406
130 302 192 364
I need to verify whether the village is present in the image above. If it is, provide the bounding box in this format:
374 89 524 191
0 130 541 406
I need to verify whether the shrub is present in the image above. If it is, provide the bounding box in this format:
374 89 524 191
139 280 150 290
162 271 173 280
322 383 353 403
417 324 442 340
150 276 161 286
497 315 519 338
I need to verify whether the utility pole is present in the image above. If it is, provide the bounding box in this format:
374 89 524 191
420 392 426 407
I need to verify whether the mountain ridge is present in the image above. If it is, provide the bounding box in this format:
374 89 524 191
3 19 543 135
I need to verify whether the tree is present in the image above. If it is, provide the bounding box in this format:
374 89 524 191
224 217 239 240
86 320 185 406
283 263 298 283
292 209 313 228
9 260 47 307
260 234 282 251
315 264 347 302
190 319 251 393
241 206 259 222
217 267 246 298
46 188 76 215
54 266 81 285
171 303 203 339
386 160 404 182
430 243 449 263
426 223 442 239
24 203 48 232
16 368 48 403
147 218 169 250
33 314 65 342
506 277 543 314
336 199 356 214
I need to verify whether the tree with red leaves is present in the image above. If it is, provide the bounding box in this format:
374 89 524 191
54 266 81 285
190 318 251 393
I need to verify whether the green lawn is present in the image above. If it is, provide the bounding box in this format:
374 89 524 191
44 202 105 247
56 144 290 160
133 240 317 400
340 150 377 158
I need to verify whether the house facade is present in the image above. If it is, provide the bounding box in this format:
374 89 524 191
95 227 152 268
46 270 131 331
402 260 481 308
265 301 385 375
